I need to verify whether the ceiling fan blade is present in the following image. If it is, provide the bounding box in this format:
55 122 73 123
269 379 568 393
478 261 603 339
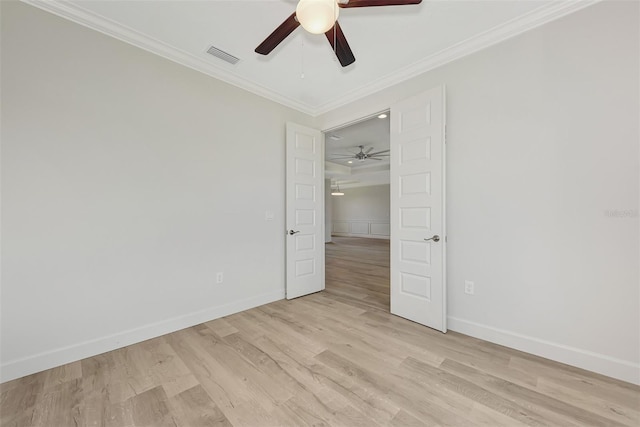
324 21 355 67
339 0 421 8
367 157 383 160
255 13 300 55
365 147 374 154
368 150 390 156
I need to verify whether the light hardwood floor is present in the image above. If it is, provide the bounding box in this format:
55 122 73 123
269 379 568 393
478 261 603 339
1 236 639 426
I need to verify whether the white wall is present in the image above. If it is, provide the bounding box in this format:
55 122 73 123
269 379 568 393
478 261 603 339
0 1 313 382
332 185 390 239
318 1 640 384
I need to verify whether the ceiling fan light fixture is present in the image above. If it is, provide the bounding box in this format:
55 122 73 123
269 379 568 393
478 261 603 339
331 181 345 196
296 0 339 34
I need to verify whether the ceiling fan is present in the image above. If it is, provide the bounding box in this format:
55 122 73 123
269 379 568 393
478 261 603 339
331 145 390 162
255 0 423 67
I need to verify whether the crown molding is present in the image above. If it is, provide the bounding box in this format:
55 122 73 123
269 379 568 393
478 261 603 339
22 0 599 118
313 0 601 115
20 0 317 116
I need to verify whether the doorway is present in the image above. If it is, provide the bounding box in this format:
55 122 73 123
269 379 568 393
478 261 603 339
323 113 392 311
286 86 446 331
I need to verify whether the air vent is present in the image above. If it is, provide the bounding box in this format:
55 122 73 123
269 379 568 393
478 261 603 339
206 45 240 65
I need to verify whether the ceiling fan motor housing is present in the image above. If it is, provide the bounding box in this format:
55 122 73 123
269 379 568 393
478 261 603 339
296 0 340 34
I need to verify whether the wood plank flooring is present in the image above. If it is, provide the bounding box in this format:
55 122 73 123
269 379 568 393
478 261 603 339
1 236 639 426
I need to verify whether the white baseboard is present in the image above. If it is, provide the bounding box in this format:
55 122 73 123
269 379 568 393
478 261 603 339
0 289 284 383
448 316 640 385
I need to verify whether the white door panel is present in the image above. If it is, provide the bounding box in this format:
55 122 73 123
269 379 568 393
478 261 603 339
286 123 325 299
390 86 446 332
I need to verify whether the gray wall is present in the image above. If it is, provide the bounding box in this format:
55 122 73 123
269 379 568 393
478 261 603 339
318 1 639 383
332 185 390 239
0 1 313 381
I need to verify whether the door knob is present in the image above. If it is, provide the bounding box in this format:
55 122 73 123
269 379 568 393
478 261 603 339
289 230 300 235
424 235 440 242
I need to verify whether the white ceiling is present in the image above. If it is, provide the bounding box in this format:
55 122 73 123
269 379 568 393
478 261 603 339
325 113 390 166
325 113 391 188
24 0 597 116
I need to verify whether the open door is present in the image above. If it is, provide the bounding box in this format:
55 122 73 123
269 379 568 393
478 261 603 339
285 122 325 299
390 86 447 332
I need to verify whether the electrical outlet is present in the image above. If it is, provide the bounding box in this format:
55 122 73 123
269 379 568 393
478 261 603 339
464 280 475 295
216 272 224 284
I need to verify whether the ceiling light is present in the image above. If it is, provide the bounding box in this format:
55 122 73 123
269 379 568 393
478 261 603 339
378 113 388 119
331 181 344 196
296 0 339 34
347 160 353 164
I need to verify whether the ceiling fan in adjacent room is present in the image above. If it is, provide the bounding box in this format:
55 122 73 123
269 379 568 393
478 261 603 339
255 0 422 67
330 145 390 162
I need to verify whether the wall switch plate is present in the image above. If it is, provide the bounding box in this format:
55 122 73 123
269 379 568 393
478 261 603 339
216 272 223 284
265 211 274 221
464 280 475 295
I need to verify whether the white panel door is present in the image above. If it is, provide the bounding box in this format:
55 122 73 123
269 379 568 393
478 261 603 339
390 86 446 332
286 122 325 299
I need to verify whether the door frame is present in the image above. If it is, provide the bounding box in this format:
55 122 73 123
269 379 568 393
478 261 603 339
319 100 446 319
321 109 391 259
